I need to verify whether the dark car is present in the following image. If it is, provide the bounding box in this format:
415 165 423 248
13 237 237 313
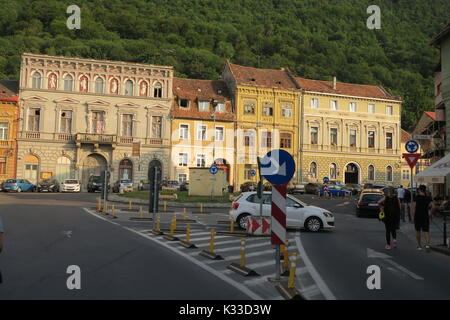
345 183 362 195
240 182 258 192
305 183 321 194
356 191 384 217
37 178 60 192
87 175 106 193
138 179 151 191
363 183 386 190
179 181 189 191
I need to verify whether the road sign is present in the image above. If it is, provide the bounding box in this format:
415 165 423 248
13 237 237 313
412 134 431 140
405 140 419 153
271 184 287 245
323 177 329 184
260 149 296 185
250 169 257 177
210 165 218 175
403 153 421 169
246 217 271 236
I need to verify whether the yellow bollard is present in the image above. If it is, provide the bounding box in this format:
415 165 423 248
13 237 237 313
112 205 115 218
128 200 132 210
282 240 289 270
170 217 176 235
200 203 203 214
209 228 215 253
164 201 167 212
183 207 187 220
288 253 298 289
230 215 234 233
240 238 246 267
139 206 143 218
186 223 191 243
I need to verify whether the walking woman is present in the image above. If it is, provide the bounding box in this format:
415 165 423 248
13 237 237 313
378 187 401 249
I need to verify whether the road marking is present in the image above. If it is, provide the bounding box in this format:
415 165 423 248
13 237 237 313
204 249 275 264
215 242 270 253
295 232 337 300
367 248 424 280
82 208 262 300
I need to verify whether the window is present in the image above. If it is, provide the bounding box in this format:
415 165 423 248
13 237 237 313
154 82 163 98
215 102 225 112
402 169 410 180
244 164 253 180
386 132 393 149
180 99 189 108
0 123 8 140
179 124 189 140
330 163 337 179
125 80 134 96
281 104 292 118
368 165 375 181
244 131 255 147
330 128 338 145
331 100 338 111
311 127 318 145
262 102 273 116
215 127 224 141
95 77 104 94
196 154 206 167
311 98 319 109
349 129 357 147
32 72 42 89
197 125 207 141
262 131 272 148
179 153 188 167
244 101 255 114
368 131 375 148
198 101 209 111
28 109 40 132
350 102 357 112
178 173 187 183
91 111 104 134
151 116 162 138
0 157 6 174
386 166 393 182
60 111 72 133
64 74 73 91
122 114 133 137
368 104 375 114
280 133 292 149
310 162 318 179
386 105 393 116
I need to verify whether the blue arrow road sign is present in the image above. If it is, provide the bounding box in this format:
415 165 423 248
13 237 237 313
210 165 218 175
250 169 257 177
405 140 419 153
323 177 329 184
260 149 295 185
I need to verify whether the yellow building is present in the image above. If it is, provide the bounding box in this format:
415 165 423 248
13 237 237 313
171 78 235 185
296 77 403 186
221 63 300 189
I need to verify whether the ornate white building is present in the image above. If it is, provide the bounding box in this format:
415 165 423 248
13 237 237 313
17 53 173 188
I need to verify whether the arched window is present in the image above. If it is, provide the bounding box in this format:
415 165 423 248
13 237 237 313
119 159 133 181
32 72 42 89
330 163 337 179
310 162 318 179
95 77 104 94
153 82 162 98
64 74 74 91
125 80 134 96
368 165 375 181
386 166 393 182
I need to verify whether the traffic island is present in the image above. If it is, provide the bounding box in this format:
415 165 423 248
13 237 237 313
216 231 249 237
163 234 180 241
227 263 259 277
179 240 197 249
149 229 164 236
275 282 305 300
199 250 224 260
129 217 153 221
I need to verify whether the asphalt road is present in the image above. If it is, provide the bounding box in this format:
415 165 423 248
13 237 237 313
0 192 249 299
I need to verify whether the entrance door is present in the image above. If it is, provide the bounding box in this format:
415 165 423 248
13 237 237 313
345 163 359 184
56 156 72 182
24 154 39 184
82 154 107 190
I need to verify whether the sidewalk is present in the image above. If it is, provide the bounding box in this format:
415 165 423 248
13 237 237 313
106 194 232 208
399 215 450 256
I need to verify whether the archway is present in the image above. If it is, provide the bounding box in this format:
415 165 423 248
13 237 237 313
81 154 107 190
214 158 230 183
119 159 133 181
345 163 359 184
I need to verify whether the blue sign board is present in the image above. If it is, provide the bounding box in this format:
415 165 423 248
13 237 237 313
323 177 329 184
210 165 218 175
405 140 419 154
250 169 257 177
260 149 296 185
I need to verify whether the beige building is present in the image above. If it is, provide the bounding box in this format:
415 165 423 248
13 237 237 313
17 53 174 188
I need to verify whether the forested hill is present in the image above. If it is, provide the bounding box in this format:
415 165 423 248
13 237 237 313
0 0 449 129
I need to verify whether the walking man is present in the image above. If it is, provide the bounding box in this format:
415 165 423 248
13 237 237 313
411 185 432 251
397 185 406 222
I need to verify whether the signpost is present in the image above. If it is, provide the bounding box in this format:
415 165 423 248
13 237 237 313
404 139 421 223
323 177 329 184
210 165 218 200
260 149 295 282
148 160 162 229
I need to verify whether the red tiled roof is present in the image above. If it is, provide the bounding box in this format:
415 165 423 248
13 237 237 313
0 80 19 97
424 111 436 120
401 129 411 143
172 78 234 121
0 95 18 102
228 63 298 90
295 77 401 101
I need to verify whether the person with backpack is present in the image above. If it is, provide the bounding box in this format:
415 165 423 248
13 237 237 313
378 187 401 249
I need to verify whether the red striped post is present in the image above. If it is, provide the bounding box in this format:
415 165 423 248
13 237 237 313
271 184 287 245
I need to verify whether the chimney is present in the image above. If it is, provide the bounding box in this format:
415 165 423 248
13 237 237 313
333 76 337 90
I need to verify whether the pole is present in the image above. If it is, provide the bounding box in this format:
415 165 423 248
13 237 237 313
275 245 281 281
410 167 413 222
152 166 158 229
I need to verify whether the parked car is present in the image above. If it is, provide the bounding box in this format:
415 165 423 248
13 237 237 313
138 180 151 191
345 183 362 195
318 184 351 197
230 191 334 232
287 181 306 194
240 182 258 192
356 190 384 217
305 183 321 194
2 179 36 192
60 179 81 192
37 178 60 192
179 181 189 191
112 179 134 193
363 183 386 190
162 180 179 190
87 175 107 193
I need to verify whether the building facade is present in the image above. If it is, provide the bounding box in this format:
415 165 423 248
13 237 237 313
18 53 173 188
171 78 235 185
221 62 300 188
296 77 403 186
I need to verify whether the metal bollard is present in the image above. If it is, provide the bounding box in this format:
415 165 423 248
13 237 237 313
240 238 246 267
186 223 191 243
209 228 215 253
288 253 298 289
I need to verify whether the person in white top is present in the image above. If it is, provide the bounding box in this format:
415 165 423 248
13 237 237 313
397 185 406 222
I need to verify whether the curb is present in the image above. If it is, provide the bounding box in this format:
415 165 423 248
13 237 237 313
107 195 232 209
430 245 450 257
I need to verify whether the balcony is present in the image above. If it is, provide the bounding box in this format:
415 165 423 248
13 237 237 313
75 133 117 149
0 140 13 148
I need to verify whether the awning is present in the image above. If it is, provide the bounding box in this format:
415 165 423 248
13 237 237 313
415 153 450 184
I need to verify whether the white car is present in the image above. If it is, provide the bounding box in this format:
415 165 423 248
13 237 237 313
229 192 335 232
60 179 81 192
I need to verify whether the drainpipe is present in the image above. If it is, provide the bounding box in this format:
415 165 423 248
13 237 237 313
298 89 305 183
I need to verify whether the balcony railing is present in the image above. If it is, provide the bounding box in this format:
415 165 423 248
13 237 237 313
303 144 400 155
25 131 40 139
0 140 13 148
75 133 117 144
120 137 134 144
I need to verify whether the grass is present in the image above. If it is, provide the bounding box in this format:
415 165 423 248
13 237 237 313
120 190 238 203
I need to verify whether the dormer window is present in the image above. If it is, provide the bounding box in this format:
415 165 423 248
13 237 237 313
215 102 225 113
180 99 189 108
198 101 209 111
